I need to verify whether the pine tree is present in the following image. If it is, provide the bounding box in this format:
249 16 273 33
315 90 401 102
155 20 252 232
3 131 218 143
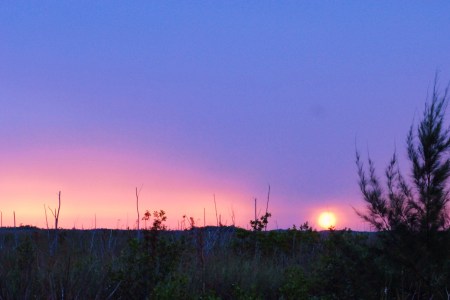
356 79 450 298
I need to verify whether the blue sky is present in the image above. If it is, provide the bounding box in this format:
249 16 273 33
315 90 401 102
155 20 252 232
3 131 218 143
1 2 450 229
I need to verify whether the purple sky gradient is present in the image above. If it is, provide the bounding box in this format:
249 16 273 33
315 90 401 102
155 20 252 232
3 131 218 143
1 2 450 229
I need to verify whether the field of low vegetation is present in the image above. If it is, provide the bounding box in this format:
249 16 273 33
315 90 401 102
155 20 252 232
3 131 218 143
0 221 448 299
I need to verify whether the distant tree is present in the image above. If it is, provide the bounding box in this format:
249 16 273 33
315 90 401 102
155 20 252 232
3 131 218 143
151 210 167 231
250 212 272 232
356 79 450 298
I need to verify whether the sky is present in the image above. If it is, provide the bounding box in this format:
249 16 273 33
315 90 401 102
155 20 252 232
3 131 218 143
1 2 450 230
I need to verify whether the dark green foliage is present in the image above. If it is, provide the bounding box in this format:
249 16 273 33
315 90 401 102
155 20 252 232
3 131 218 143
153 272 190 300
124 234 184 297
1 225 447 299
0 228 114 298
232 224 320 262
311 229 383 299
279 266 312 300
109 213 186 299
357 79 450 298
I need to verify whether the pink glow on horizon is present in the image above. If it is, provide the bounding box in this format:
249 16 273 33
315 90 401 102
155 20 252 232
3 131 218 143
0 146 365 230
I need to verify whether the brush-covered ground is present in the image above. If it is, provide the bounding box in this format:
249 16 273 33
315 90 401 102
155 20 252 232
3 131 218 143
0 223 448 299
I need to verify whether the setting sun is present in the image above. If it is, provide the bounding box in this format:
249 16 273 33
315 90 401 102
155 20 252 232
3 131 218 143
318 212 336 229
